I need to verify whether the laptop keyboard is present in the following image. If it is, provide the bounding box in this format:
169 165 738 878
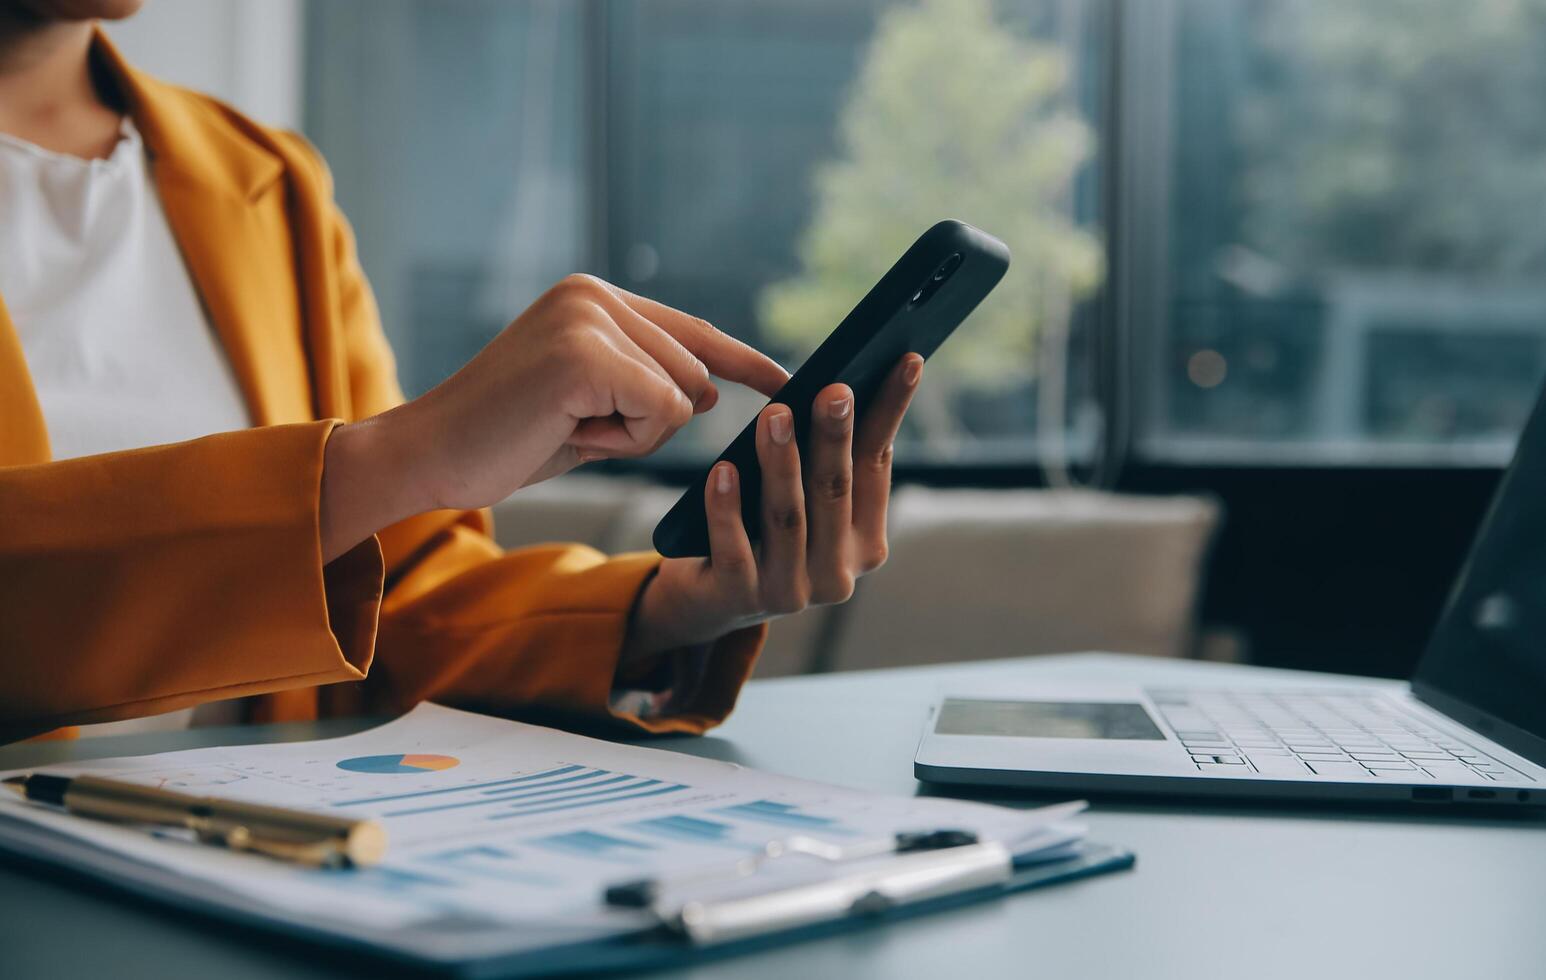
1147 689 1527 781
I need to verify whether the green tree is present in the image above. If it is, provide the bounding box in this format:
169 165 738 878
758 0 1103 431
1240 0 1546 277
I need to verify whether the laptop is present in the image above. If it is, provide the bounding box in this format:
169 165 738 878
915 388 1546 809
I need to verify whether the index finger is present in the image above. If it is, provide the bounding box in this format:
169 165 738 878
610 285 790 397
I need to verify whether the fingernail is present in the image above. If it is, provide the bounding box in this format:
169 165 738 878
715 463 734 494
829 396 852 421
769 410 793 445
904 358 923 387
577 451 603 464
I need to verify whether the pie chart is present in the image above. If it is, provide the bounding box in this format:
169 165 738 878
336 753 461 774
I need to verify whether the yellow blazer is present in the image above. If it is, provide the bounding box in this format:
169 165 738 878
0 34 763 743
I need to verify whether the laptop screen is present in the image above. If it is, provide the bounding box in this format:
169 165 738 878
1414 384 1546 757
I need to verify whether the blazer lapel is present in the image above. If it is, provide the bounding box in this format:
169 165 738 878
94 32 316 427
0 297 50 465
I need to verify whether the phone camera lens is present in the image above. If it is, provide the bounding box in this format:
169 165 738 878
910 254 961 308
933 252 963 282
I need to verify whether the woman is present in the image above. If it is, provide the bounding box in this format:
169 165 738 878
0 1 920 741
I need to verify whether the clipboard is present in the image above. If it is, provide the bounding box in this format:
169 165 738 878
0 812 1132 977
0 704 1137 975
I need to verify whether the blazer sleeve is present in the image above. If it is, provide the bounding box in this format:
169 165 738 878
0 133 762 742
0 421 386 741
282 132 765 735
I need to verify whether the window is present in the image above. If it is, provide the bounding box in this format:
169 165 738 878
304 0 1105 467
1151 0 1546 466
306 0 1546 473
305 1 590 393
300 0 1546 675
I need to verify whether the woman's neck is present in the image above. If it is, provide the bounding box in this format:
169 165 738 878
0 17 123 159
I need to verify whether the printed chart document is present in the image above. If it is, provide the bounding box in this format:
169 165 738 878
0 704 1091 967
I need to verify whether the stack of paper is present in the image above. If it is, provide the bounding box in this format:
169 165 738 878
0 704 1094 965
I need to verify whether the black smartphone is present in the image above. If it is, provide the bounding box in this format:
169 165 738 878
652 219 1010 558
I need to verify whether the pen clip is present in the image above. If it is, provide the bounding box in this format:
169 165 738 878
660 841 1014 946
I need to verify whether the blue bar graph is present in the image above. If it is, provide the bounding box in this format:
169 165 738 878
432 845 511 861
716 800 854 833
480 770 616 796
485 773 633 801
630 815 750 849
500 779 659 812
418 845 556 887
384 770 629 817
487 782 688 820
531 830 657 862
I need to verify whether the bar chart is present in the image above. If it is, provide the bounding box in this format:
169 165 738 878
629 814 755 850
331 764 692 821
531 830 658 864
418 844 557 886
716 800 860 835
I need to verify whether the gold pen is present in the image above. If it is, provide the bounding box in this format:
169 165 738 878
3 772 386 868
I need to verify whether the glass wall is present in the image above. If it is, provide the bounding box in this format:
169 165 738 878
1159 0 1546 465
305 1 590 396
305 0 1104 465
305 0 1546 473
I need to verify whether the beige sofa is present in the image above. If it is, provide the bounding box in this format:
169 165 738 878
490 476 1221 677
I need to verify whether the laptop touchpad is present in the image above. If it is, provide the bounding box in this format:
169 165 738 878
934 698 1166 740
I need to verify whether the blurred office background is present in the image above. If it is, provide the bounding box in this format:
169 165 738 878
111 0 1546 679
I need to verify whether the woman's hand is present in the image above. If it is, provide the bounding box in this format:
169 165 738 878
319 274 788 562
622 353 924 660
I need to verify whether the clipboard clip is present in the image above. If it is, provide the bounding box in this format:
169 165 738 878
604 829 1013 946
